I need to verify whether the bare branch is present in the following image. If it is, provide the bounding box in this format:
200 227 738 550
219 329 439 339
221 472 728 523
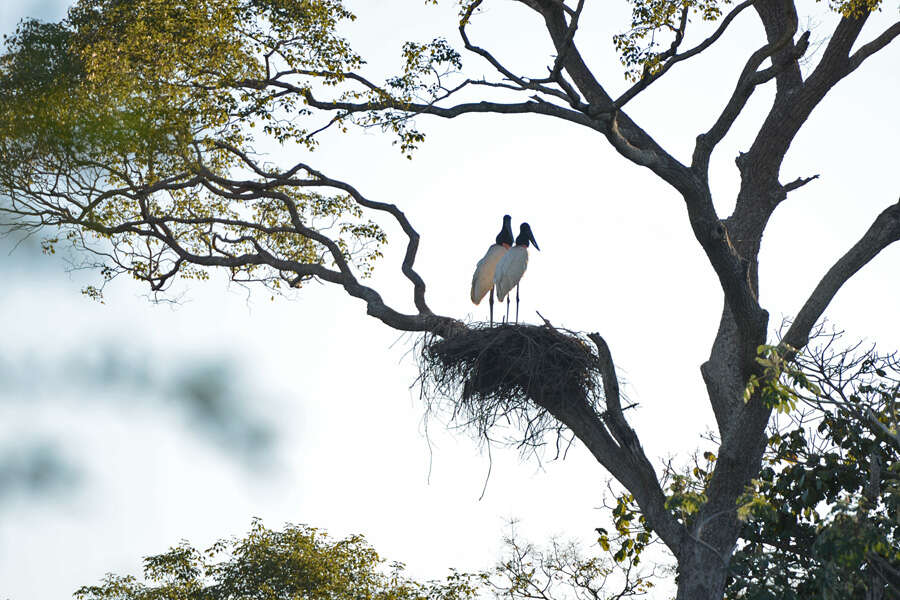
458 0 575 105
588 333 638 451
693 29 809 173
545 0 585 88
730 16 897 215
299 85 598 129
784 198 900 351
606 112 660 169
782 173 820 194
848 20 900 72
297 166 434 316
582 332 687 559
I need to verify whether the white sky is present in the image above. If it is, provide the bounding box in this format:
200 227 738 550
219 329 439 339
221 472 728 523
1 1 899 598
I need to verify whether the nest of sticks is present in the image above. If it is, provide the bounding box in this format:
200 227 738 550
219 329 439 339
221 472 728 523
419 321 604 451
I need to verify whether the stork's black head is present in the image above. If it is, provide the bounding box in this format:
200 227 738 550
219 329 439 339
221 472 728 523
516 222 540 250
495 214 514 246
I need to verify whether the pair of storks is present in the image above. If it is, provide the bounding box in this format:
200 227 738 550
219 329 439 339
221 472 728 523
470 215 540 325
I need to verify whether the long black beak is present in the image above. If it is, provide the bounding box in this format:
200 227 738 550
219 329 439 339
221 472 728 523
530 231 540 251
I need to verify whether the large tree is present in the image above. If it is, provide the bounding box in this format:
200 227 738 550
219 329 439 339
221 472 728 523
1 1 898 598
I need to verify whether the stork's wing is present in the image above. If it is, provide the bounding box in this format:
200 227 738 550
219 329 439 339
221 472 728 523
471 244 508 304
493 247 528 302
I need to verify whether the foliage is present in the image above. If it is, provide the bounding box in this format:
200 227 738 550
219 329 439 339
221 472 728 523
743 344 822 415
825 0 885 17
726 339 900 599
599 338 900 598
75 520 482 600
0 0 468 298
490 525 659 600
597 492 656 566
613 0 729 81
727 421 899 597
598 451 717 570
75 520 662 600
610 0 892 83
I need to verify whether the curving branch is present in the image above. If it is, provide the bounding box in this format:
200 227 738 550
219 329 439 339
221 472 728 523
849 20 900 72
0 144 466 337
783 198 900 352
195 142 438 317
297 167 434 316
192 155 460 334
300 86 598 129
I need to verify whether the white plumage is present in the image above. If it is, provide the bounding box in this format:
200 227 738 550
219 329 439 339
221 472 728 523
493 246 529 302
493 222 539 323
470 215 514 325
471 244 509 304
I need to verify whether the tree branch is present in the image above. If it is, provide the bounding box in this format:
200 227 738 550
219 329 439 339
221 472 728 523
693 29 809 173
301 86 598 129
802 13 870 100
783 198 900 351
615 0 757 109
1 145 467 337
585 333 686 558
192 152 454 330
848 20 900 72
752 0 803 94
298 166 434 316
782 174 819 194
530 1 771 355
735 15 897 199
458 0 577 105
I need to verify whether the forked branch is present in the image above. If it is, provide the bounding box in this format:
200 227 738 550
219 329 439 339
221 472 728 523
693 28 809 172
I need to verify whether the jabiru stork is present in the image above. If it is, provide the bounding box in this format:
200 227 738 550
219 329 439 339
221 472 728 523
493 222 539 323
471 214 514 326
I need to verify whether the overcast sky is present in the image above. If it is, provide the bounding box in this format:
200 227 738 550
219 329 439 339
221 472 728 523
1 1 899 598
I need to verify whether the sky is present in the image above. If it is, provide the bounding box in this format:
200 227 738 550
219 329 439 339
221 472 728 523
1 1 899 598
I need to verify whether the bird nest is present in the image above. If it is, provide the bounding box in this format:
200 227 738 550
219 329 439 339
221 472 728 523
418 323 604 452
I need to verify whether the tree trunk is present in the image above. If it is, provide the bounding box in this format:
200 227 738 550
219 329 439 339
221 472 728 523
675 177 775 599
676 539 732 600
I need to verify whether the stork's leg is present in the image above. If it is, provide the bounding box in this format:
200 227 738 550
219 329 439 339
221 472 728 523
489 288 494 327
515 284 520 323
505 295 510 324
